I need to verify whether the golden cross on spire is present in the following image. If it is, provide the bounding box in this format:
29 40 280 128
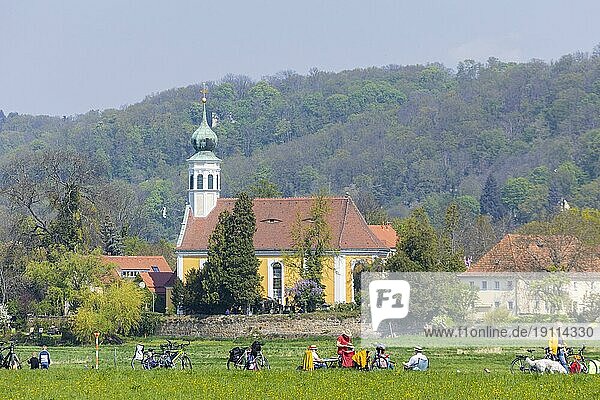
201 83 208 103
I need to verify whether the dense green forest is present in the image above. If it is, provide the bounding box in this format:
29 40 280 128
1 50 599 249
1 49 600 327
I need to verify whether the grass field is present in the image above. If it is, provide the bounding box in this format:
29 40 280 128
1 338 599 399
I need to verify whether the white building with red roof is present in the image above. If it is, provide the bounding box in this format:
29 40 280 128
102 255 175 312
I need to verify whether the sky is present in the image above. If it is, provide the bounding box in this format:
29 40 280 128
2 0 600 116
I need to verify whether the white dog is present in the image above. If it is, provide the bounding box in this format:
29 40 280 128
525 357 568 374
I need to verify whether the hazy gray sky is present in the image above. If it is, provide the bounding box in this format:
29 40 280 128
2 0 600 116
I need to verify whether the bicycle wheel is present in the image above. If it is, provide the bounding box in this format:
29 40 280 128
260 355 270 370
588 359 599 374
9 354 21 370
142 355 156 370
181 355 192 370
510 357 529 374
236 353 247 370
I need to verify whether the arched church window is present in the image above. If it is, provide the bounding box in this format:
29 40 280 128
197 174 203 190
208 174 214 189
272 262 283 301
189 175 194 189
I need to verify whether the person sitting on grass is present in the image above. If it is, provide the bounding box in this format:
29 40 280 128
39 346 51 370
308 345 326 369
403 346 428 371
27 352 39 369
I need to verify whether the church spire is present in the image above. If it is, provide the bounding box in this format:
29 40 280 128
186 85 222 218
190 85 218 153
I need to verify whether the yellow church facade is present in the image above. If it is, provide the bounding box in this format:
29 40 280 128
175 97 392 305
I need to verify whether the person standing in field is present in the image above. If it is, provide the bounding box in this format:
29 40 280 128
336 330 355 368
39 346 51 369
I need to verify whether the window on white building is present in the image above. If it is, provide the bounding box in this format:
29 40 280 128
508 301 514 310
481 281 488 290
494 281 500 290
507 281 513 290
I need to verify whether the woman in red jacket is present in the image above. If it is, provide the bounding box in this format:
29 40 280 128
336 330 355 368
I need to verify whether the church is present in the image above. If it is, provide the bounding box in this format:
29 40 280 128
175 96 394 305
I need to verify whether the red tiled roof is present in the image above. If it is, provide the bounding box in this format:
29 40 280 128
466 234 600 273
177 197 389 252
139 271 176 294
101 256 172 272
368 225 398 248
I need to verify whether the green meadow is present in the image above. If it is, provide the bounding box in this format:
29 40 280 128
1 338 599 399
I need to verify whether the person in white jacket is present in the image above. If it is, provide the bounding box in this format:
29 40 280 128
403 346 428 371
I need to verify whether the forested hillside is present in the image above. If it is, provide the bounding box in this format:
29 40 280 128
1 51 599 248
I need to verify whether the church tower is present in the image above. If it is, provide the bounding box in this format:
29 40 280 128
187 92 221 217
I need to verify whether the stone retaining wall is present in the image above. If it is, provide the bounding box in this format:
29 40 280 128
157 314 360 339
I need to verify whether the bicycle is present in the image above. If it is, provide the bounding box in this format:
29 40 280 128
510 349 537 373
227 341 270 370
566 345 597 374
0 342 22 370
159 339 192 370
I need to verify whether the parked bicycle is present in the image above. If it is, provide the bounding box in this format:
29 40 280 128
227 341 270 370
0 342 22 369
566 345 597 374
510 349 538 373
131 340 192 370
159 339 192 370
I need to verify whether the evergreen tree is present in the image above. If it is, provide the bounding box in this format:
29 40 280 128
199 210 230 310
222 192 261 311
183 194 261 314
182 267 203 313
440 203 465 271
100 216 123 256
170 277 184 314
480 175 505 221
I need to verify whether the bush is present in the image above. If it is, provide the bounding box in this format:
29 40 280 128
134 312 162 337
286 279 325 312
